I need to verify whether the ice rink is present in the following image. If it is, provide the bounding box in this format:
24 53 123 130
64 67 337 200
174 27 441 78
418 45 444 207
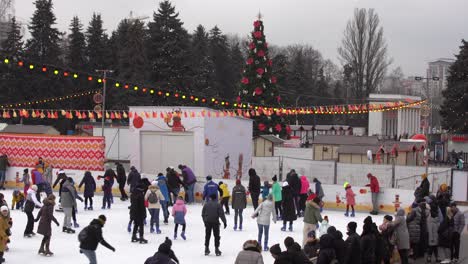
3 189 376 263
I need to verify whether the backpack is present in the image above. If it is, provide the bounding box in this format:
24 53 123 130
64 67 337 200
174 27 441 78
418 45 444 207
148 191 158 204
78 226 90 243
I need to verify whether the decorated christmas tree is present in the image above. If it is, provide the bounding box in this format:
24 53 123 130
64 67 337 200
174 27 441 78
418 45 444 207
238 15 290 138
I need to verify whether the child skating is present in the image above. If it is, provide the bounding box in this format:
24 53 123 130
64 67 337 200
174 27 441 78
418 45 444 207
35 194 59 256
172 196 187 240
79 171 96 210
344 183 356 217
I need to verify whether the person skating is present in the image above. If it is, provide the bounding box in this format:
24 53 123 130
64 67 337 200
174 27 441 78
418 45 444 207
23 185 43 237
280 181 297 232
144 237 179 264
61 177 82 234
312 177 324 213
172 196 187 240
145 181 165 234
35 194 59 256
79 171 96 210
127 166 141 195
20 168 30 197
286 170 301 216
248 168 261 210
298 176 309 215
11 189 25 211
202 175 218 202
260 180 271 202
344 183 356 217
271 175 282 220
252 194 276 251
79 215 115 264
231 179 247 231
0 206 11 263
218 181 230 215
365 173 380 215
0 154 9 190
130 183 147 243
115 162 128 201
234 240 264 264
52 170 67 204
451 202 465 262
202 193 227 256
97 174 113 210
156 173 170 224
344 221 361 264
179 165 197 204
166 167 182 205
302 194 322 246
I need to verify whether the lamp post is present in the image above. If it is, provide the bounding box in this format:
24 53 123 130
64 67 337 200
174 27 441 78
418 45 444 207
295 95 302 125
96 69 113 137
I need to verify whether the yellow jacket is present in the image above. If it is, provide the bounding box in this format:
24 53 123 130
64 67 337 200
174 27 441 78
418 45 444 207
220 183 230 198
0 215 10 252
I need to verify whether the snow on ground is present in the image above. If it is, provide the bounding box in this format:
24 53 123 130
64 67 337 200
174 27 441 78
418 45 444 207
2 190 397 263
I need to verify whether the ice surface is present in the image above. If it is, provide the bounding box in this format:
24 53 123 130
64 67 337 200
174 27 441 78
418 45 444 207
4 190 381 263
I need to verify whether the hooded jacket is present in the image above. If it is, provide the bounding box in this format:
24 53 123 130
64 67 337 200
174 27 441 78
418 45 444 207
79 172 96 198
127 167 141 191
202 199 226 225
171 199 187 225
203 180 219 201
61 180 78 208
79 218 114 251
300 176 310 195
231 184 247 210
391 208 410 250
145 185 165 209
271 181 282 202
116 163 126 183
156 175 170 201
248 169 261 194
345 186 356 205
303 200 322 225
286 171 301 196
181 166 196 186
36 196 58 237
254 199 276 226
130 185 147 221
219 183 230 198
281 185 297 222
234 241 264 264
406 206 421 243
317 234 336 264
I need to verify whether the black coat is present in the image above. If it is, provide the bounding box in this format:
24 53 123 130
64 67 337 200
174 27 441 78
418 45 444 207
166 170 182 190
127 169 141 192
201 200 226 225
79 219 114 251
303 240 320 259
344 232 360 264
144 252 177 264
130 187 147 221
420 178 430 198
116 164 126 183
360 232 376 264
330 232 346 264
79 173 96 198
286 172 301 196
281 186 297 222
438 216 454 248
317 234 336 264
248 170 261 194
36 198 58 237
287 244 313 264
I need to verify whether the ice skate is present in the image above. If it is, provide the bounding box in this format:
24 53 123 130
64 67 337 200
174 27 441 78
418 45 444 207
88 206 93 211
215 248 222 256
239 224 243 231
205 247 210 256
263 245 269 251
150 226 155 233
44 250 54 256
156 229 162 234
131 236 139 242
181 231 186 240
73 221 80 228
139 238 148 244
344 211 349 217
233 224 237 231
281 225 286 231
350 211 355 217
288 224 293 232
127 223 132 233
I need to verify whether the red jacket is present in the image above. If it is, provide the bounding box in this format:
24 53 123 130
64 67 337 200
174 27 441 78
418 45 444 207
366 176 380 193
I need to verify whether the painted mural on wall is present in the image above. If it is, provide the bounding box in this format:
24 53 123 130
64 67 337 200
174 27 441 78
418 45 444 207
164 109 186 132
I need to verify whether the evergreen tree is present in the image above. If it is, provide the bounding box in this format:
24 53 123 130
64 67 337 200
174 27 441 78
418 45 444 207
209 26 234 99
1 17 23 58
24 0 61 63
440 40 468 133
147 0 190 91
229 41 244 97
67 16 86 69
238 18 289 138
86 13 109 70
189 25 215 96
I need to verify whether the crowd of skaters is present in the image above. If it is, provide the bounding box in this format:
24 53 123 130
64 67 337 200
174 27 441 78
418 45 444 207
0 154 464 264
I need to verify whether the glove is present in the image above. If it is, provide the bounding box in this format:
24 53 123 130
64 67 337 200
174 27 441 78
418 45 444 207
223 222 227 229
56 222 60 226
111 247 116 252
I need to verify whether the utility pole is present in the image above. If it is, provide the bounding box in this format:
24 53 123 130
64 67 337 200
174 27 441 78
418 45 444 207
96 69 113 137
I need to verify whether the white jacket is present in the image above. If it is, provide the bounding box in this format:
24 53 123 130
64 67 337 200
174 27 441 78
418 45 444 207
253 200 277 226
27 188 43 207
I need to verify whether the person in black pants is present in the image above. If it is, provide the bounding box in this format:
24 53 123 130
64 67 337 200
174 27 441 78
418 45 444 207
202 194 227 256
23 185 43 237
130 183 147 244
286 170 301 216
115 162 128 201
248 169 261 210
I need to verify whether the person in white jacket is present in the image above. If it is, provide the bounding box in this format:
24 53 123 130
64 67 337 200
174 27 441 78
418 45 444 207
23 185 43 237
252 194 277 251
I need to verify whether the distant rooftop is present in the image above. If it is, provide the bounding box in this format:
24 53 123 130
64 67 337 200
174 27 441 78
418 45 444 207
312 135 379 145
0 124 60 135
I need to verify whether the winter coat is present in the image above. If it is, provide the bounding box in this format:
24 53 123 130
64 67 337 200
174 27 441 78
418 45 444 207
438 216 454 248
235 248 264 264
21 172 31 186
344 232 361 264
61 180 78 208
0 215 9 252
101 176 113 195
231 184 247 210
303 240 320 259
144 252 178 264
254 199 277 226
329 230 346 264
286 172 301 196
116 164 126 183
24 188 42 213
453 208 465 234
314 179 324 199
345 187 355 206
427 214 440 246
406 206 421 243
32 170 44 184
36 197 58 237
130 187 147 222
181 167 196 185
172 199 187 225
166 170 181 190
0 155 9 171
317 234 336 264
79 219 114 251
300 176 310 195
281 185 297 222
202 199 226 225
156 175 170 202
53 173 67 189
261 184 270 199
420 178 430 198
203 180 219 201
145 185 165 209
127 169 141 192
43 167 53 185
366 176 380 193
287 244 313 264
79 173 96 198
319 221 330 237
219 183 230 198
248 171 261 194
303 201 322 225
271 182 282 202
360 231 376 263
392 209 410 250
436 190 451 210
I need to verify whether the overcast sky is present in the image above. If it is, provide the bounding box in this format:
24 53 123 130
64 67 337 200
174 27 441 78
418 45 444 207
14 0 468 76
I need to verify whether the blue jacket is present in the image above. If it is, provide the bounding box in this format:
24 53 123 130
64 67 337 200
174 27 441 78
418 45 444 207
261 185 270 199
203 181 219 201
156 175 170 201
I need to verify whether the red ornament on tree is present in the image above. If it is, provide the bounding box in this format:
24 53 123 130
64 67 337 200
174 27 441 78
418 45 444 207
257 50 265 57
133 116 144 129
254 87 263 95
236 96 241 103
267 59 273 66
265 42 268 48
270 76 277 84
241 77 249 84
253 20 261 28
249 42 255 50
276 95 281 103
286 125 292 135
258 123 266 131
275 124 282 132
256 68 265 75
246 58 254 65
253 31 262 39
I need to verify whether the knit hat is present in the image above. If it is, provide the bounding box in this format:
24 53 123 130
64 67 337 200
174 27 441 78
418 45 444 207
98 214 107 223
284 236 294 248
384 215 393 221
307 230 316 238
24 168 29 173
158 242 171 254
347 222 357 232
151 181 158 187
269 244 282 255
282 181 289 187
272 175 278 182
206 175 212 181
367 173 373 178
164 236 172 247
31 185 38 191
236 179 241 185
450 201 457 207
364 216 373 225
0 206 7 212
306 193 317 201
327 226 337 235
58 169 65 174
